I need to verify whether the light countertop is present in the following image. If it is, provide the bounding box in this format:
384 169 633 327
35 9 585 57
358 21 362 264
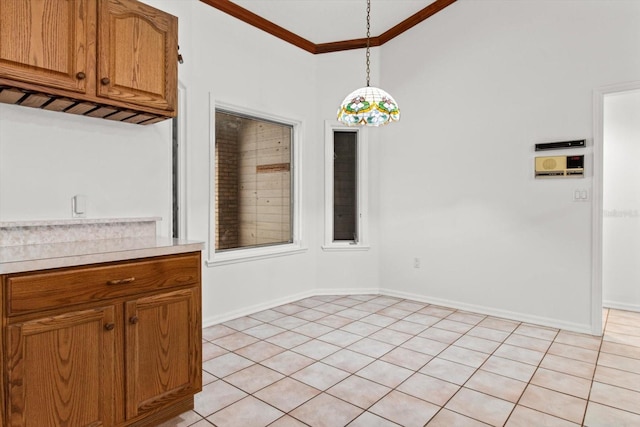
0 237 204 274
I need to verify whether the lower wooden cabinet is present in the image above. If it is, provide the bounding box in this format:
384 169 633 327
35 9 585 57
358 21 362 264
125 288 201 420
1 252 202 427
6 307 116 427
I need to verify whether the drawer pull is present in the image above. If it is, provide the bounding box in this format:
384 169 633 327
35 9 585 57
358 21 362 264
107 277 136 285
104 323 115 331
129 316 139 325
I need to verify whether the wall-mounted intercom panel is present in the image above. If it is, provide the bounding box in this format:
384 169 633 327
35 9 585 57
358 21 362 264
535 139 586 151
535 155 584 178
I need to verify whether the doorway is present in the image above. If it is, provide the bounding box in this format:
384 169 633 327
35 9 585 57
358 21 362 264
593 82 640 335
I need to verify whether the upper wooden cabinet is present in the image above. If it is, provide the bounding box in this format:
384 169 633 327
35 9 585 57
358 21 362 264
98 0 177 112
0 0 178 124
0 0 93 95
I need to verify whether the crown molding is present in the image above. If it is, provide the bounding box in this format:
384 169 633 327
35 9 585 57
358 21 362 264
379 0 457 44
199 0 458 54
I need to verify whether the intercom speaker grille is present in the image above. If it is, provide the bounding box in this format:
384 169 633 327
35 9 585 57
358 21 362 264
542 158 557 170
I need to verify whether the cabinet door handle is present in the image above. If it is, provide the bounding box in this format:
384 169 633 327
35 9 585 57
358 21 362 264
104 323 115 331
129 316 139 325
76 72 86 80
107 277 136 285
101 77 111 85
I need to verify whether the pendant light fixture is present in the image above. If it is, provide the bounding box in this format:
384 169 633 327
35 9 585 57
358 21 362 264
337 0 400 127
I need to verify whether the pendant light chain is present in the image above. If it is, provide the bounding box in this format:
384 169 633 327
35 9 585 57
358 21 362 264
336 0 400 126
365 0 371 87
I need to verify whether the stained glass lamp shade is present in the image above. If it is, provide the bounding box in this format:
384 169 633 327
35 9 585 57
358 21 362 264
337 0 400 127
337 86 400 127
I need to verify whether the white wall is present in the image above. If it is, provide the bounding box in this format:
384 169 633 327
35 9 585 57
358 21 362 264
2 0 639 333
378 0 640 332
314 49 384 293
603 90 640 312
0 0 379 328
143 0 383 326
0 78 173 234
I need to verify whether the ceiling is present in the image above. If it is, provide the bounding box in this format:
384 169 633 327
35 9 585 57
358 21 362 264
200 0 457 54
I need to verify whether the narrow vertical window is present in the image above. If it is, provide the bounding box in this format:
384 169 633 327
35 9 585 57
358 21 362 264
323 122 369 250
333 131 358 242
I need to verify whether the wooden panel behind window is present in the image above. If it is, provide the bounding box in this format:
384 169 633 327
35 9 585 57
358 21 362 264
215 111 293 251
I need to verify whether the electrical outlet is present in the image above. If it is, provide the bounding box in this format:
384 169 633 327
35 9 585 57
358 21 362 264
72 195 87 218
414 257 420 268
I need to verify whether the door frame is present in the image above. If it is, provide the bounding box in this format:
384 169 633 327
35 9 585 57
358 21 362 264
172 81 188 238
591 80 640 335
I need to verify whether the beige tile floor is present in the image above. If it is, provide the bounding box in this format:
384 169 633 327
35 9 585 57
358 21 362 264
160 295 640 427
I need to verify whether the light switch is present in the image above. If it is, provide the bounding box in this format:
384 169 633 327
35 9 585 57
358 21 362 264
573 189 589 202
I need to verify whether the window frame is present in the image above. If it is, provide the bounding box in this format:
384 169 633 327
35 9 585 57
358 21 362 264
206 98 305 266
323 121 370 251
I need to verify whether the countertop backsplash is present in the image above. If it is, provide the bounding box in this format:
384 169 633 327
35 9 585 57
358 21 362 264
0 217 160 247
0 217 204 274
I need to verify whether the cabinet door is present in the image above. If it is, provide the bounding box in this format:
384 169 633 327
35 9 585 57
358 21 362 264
125 288 201 419
97 0 177 113
6 307 116 427
0 0 93 93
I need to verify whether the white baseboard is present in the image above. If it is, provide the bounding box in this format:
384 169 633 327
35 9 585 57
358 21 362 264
380 288 593 335
202 287 380 328
203 289 315 328
204 287 594 335
603 300 640 313
314 287 380 297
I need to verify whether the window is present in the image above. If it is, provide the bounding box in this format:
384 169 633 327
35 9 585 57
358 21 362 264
208 103 303 265
333 131 358 242
323 122 369 250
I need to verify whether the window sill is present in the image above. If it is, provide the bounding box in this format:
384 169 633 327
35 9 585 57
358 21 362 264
321 244 371 252
206 244 307 267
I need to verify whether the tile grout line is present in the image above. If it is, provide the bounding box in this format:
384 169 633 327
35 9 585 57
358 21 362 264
197 296 640 427
220 297 514 425
278 297 455 425
207 295 398 425
499 325 560 426
580 309 640 423
581 308 608 427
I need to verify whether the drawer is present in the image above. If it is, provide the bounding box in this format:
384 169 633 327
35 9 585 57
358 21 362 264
6 252 200 316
